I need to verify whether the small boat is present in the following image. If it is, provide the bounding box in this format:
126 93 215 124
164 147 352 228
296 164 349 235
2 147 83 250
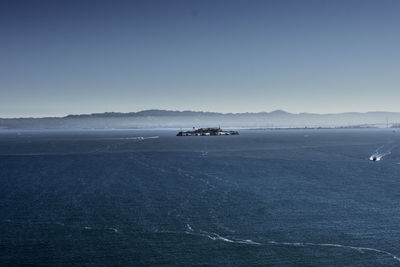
369 156 381 161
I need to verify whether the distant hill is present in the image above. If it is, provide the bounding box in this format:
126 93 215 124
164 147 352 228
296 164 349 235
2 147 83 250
1 109 400 130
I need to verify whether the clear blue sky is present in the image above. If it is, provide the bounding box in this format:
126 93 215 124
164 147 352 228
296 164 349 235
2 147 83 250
1 0 400 117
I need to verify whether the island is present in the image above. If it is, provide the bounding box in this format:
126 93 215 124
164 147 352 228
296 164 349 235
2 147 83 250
177 127 239 136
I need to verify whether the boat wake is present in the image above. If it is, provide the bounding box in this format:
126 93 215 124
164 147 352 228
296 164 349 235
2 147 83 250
180 224 400 263
268 241 400 262
197 231 261 245
174 224 262 245
95 136 159 141
370 144 397 161
83 226 120 233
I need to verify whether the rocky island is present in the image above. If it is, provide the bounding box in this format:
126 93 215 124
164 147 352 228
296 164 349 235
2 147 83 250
177 127 239 136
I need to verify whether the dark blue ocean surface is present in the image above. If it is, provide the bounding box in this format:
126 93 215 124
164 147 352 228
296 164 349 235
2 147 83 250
1 129 400 266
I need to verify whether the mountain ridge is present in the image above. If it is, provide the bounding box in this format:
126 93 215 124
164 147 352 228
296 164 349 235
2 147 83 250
1 109 400 129
3 109 400 120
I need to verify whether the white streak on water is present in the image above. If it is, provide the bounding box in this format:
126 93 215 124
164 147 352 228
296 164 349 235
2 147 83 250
82 226 119 233
178 225 400 263
98 136 159 140
184 225 261 245
369 143 397 161
267 241 400 262
195 231 262 245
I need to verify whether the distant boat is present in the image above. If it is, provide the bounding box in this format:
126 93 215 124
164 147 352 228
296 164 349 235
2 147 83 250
177 127 239 136
369 156 381 161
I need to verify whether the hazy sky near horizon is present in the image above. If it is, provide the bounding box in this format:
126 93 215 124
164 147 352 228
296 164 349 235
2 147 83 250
1 0 400 117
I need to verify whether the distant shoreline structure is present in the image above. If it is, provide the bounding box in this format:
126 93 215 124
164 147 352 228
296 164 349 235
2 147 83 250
177 127 239 136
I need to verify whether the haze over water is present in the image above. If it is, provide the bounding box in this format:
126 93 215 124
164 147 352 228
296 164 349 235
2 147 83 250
1 129 400 265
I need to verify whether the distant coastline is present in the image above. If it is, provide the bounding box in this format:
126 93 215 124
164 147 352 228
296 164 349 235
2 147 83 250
1 109 400 130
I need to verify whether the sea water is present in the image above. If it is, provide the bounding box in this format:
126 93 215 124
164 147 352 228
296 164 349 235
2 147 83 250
0 129 400 266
